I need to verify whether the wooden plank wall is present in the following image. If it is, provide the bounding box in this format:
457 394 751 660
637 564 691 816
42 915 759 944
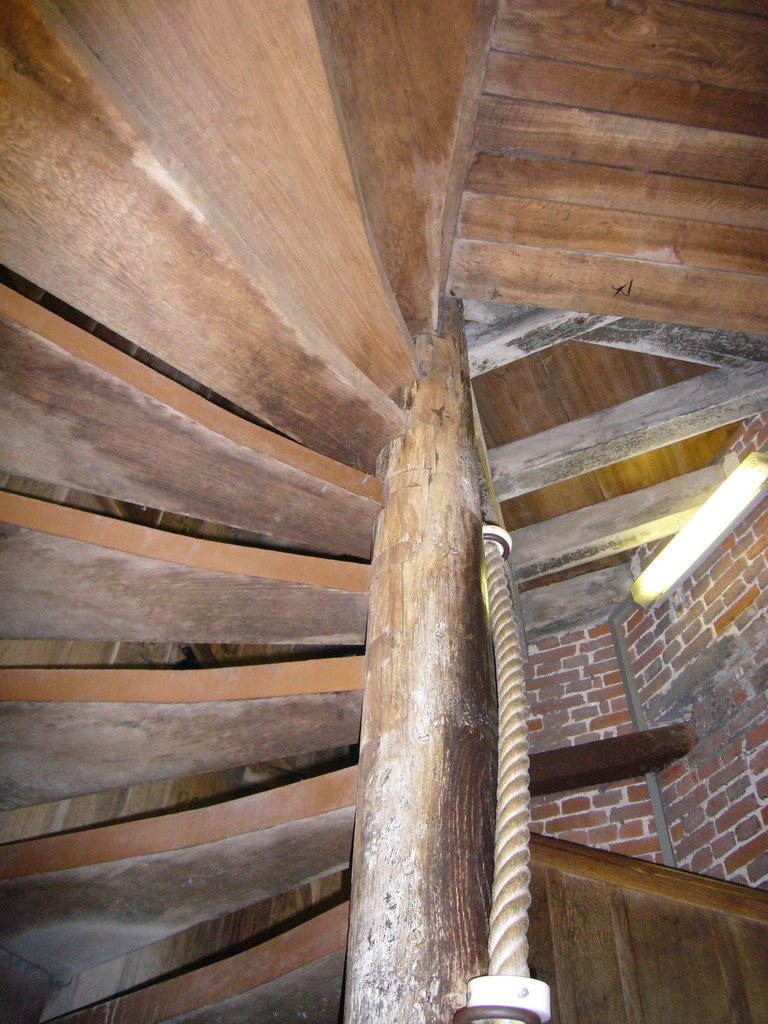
448 0 768 334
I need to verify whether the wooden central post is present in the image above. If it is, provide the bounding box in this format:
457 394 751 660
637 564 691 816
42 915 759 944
345 300 496 1022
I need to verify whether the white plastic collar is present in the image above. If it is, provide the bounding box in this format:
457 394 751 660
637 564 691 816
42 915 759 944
467 976 551 1023
482 524 513 561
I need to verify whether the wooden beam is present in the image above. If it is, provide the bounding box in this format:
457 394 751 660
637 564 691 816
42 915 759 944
54 904 349 1024
466 152 768 232
458 192 768 277
466 305 617 376
312 0 497 333
529 722 695 797
449 239 768 336
488 366 768 501
0 495 368 644
48 0 416 395
511 465 728 581
0 767 356 877
529 835 768 925
494 0 768 94
521 565 634 641
0 0 405 469
0 693 362 808
0 807 353 975
484 50 768 139
0 656 363 702
475 96 768 187
345 302 496 1022
0 286 381 560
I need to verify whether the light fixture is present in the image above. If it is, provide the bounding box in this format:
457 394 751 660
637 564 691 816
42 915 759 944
631 452 768 610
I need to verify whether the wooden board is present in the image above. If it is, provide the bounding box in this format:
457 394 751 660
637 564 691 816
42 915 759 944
484 50 768 138
0 288 381 559
450 239 768 335
494 0 768 93
55 904 349 1024
0 816 353 977
458 193 768 277
0 694 362 807
0 0 404 469
312 0 497 332
521 564 633 640
50 0 416 394
474 97 768 187
529 723 695 797
466 153 768 232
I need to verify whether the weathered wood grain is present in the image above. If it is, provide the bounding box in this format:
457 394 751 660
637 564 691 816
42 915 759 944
0 695 362 807
511 464 727 580
488 366 768 501
345 302 496 1022
521 565 633 640
51 0 416 395
466 152 768 231
579 318 768 369
458 193 768 277
312 0 497 332
0 289 381 559
484 50 768 138
450 239 768 335
0 821 352 976
55 905 349 1024
0 518 368 646
475 97 768 187
0 0 404 469
494 0 768 93
529 723 695 797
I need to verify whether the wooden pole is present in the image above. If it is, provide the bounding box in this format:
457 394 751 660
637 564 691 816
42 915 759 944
345 299 496 1022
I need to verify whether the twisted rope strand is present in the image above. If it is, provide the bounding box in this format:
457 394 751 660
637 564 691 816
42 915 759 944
484 539 531 979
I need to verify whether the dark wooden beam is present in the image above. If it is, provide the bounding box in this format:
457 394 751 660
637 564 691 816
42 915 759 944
0 0 406 469
511 465 727 581
345 301 496 1022
53 904 349 1024
0 494 368 644
489 366 768 501
529 723 695 797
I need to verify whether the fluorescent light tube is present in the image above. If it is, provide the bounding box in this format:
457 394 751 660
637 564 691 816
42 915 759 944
631 452 768 610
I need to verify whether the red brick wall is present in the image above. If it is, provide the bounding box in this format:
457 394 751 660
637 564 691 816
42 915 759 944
525 412 767 886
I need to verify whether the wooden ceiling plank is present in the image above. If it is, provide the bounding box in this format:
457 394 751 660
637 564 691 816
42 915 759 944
0 493 368 592
466 153 768 232
0 695 362 809
450 239 768 335
0 291 381 561
0 0 403 470
0 500 368 645
529 722 695 797
0 813 353 977
489 365 768 501
54 905 349 1024
475 97 768 187
0 656 363 703
458 193 768 277
511 464 728 581
50 0 416 395
0 767 357 877
494 0 768 94
484 50 768 139
311 0 498 333
521 564 634 641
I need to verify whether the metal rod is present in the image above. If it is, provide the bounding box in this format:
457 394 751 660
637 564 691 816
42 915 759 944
609 599 677 868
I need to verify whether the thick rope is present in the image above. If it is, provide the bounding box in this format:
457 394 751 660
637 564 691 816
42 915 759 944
484 538 532 978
